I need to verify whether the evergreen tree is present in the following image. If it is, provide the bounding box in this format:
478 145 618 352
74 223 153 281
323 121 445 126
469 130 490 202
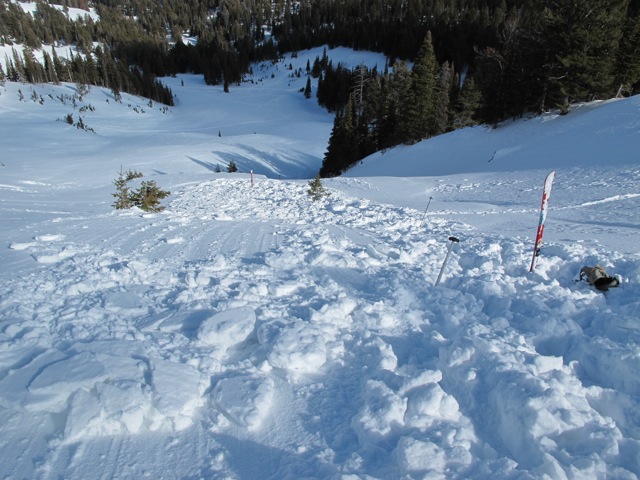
112 168 142 210
404 32 438 143
320 109 353 177
136 180 171 212
433 61 453 135
51 47 65 84
454 76 481 128
474 7 546 123
384 61 412 146
11 48 25 82
112 168 170 212
22 48 45 84
304 75 311 98
42 51 59 84
370 73 396 150
4 55 19 82
307 175 329 201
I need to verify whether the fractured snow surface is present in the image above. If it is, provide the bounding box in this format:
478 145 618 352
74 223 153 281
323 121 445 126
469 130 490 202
1 46 640 479
2 175 639 479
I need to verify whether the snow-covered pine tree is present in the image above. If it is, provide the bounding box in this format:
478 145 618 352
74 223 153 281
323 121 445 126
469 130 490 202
307 175 329 202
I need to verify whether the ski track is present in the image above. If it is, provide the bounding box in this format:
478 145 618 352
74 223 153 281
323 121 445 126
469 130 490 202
1 176 639 479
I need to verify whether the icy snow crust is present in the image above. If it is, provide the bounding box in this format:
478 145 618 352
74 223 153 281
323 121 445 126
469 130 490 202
1 46 640 479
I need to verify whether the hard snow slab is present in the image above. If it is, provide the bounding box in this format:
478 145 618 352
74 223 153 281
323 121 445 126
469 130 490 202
2 175 639 479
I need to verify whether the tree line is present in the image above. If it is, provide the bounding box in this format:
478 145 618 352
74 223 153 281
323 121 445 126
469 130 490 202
316 35 481 177
1 0 639 172
0 0 174 104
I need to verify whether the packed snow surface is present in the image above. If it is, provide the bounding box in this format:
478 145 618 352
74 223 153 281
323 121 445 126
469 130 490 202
1 46 639 479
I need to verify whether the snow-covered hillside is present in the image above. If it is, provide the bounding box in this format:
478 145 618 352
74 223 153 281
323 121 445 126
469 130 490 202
1 46 639 479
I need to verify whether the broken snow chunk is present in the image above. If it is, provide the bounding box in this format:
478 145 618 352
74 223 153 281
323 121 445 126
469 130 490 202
198 307 257 353
351 379 407 445
399 369 443 395
395 436 446 474
404 383 462 430
95 381 148 433
27 351 109 412
267 320 328 374
165 236 184 244
212 375 275 430
9 241 37 250
269 281 299 297
63 388 103 443
310 296 357 327
533 355 564 375
150 358 209 430
35 234 65 242
34 246 78 264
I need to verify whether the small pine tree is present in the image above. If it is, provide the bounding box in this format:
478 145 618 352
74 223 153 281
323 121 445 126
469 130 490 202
112 167 138 209
227 160 238 172
136 180 170 212
76 82 90 101
307 175 329 202
112 168 169 212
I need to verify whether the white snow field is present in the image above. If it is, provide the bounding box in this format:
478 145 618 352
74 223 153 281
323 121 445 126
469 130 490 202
1 45 639 480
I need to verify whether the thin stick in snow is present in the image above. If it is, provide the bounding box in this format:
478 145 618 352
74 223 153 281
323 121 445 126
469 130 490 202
419 196 433 228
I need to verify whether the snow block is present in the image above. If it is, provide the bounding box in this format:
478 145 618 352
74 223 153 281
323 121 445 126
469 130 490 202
198 307 257 354
351 379 407 445
212 375 275 430
267 320 329 374
403 383 461 430
151 358 209 430
395 436 446 474
27 351 109 412
310 296 357 327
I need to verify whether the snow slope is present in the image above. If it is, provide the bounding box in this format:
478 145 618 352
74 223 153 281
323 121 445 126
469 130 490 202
1 46 640 479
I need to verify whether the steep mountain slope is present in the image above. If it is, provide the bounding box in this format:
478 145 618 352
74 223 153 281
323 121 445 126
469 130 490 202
1 46 639 479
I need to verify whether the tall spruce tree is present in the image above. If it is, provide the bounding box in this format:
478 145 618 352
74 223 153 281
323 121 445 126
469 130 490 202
433 61 454 135
404 32 438 143
320 102 357 177
386 61 412 146
454 76 481 128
